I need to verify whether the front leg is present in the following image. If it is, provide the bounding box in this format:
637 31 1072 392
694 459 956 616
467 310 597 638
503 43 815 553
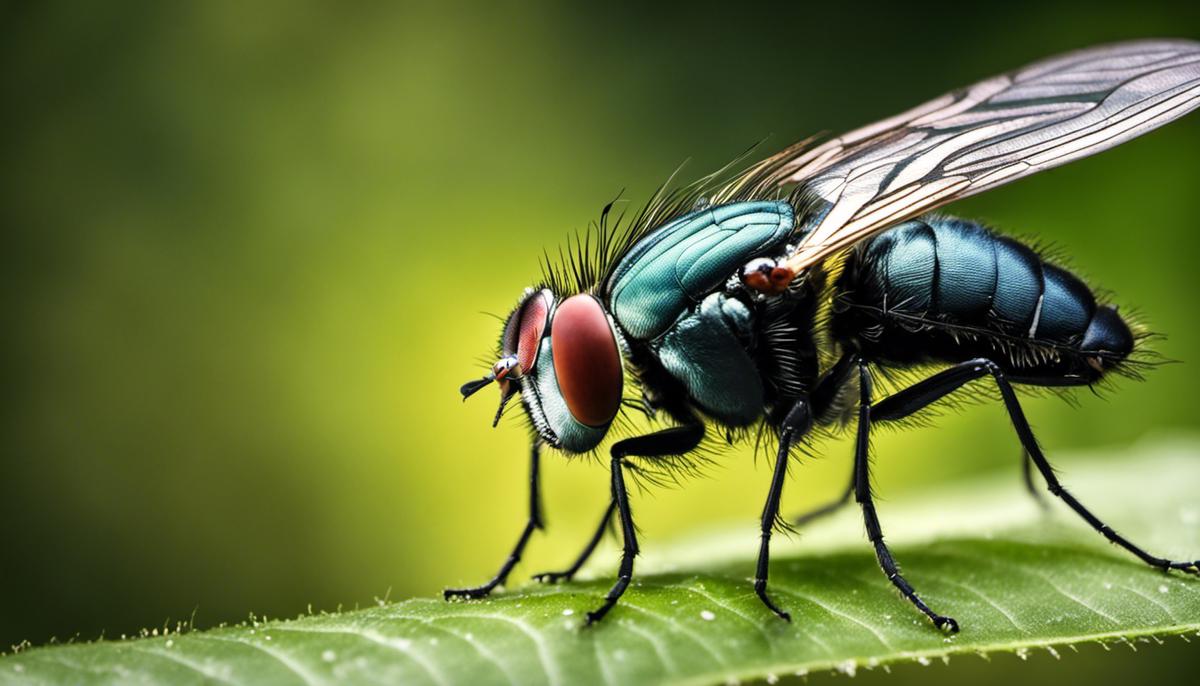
444 440 545 600
586 421 705 625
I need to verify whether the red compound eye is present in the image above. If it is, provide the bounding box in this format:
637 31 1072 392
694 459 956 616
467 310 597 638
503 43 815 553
515 292 551 373
551 295 623 427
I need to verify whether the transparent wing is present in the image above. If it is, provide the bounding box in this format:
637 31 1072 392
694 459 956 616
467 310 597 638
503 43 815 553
778 39 1200 274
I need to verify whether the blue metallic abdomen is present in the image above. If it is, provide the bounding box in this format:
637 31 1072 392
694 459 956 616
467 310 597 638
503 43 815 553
834 216 1135 384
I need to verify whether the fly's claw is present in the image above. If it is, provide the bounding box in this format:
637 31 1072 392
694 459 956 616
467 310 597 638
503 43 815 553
443 585 494 601
740 257 794 295
531 570 573 584
1167 559 1200 575
934 615 961 633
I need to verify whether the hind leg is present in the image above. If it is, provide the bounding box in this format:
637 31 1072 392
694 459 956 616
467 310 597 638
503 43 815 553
873 358 1200 575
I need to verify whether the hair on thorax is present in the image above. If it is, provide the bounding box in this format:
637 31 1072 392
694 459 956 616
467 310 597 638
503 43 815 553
538 139 817 297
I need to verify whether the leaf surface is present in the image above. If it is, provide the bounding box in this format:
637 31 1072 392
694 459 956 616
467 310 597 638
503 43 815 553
4 439 1199 685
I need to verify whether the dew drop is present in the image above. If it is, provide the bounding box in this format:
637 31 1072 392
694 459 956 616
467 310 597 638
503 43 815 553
322 650 337 663
1158 584 1169 594
700 610 716 621
562 609 574 616
165 640 174 649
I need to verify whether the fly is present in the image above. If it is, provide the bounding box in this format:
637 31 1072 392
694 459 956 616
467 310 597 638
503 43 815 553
446 40 1200 632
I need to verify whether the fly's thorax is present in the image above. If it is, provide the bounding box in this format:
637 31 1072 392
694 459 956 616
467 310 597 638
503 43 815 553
648 292 766 426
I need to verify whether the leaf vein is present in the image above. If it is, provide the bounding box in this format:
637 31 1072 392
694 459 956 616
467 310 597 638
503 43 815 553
393 611 559 686
126 644 238 685
772 586 895 650
192 634 325 686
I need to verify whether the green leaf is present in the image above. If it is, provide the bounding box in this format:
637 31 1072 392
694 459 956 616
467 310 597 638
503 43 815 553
4 438 1200 685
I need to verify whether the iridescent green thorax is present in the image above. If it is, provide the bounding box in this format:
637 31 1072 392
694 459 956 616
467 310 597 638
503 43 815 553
606 200 795 340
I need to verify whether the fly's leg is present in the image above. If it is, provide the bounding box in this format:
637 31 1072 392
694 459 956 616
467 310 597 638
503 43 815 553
872 358 1200 577
1021 449 1048 508
444 440 545 600
586 422 705 625
789 350 858 527
532 500 615 584
853 360 959 633
754 398 812 621
791 464 853 527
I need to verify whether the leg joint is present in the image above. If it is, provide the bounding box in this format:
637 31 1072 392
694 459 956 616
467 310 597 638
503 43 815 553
971 357 1002 374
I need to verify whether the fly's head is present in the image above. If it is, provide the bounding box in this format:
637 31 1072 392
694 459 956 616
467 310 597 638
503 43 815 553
460 287 625 453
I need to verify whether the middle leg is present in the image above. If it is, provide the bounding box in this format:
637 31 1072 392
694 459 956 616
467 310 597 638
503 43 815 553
753 397 813 621
854 359 959 632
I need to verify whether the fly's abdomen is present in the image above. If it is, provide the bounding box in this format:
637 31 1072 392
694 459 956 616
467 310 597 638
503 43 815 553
833 217 1136 384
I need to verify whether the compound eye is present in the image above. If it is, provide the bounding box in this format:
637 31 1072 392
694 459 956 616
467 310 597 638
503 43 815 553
516 292 552 373
502 290 553 374
550 295 623 427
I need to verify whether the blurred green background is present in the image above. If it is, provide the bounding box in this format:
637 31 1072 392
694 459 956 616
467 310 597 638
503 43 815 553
1 0 1198 679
